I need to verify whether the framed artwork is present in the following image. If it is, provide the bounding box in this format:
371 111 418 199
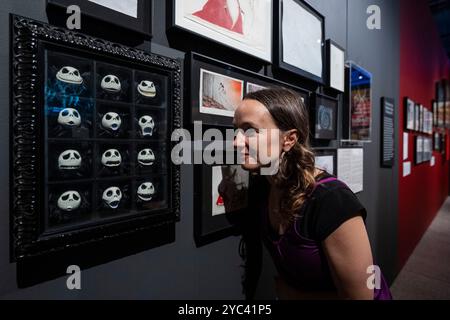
314 149 337 175
414 104 420 131
434 132 441 152
326 39 345 92
170 0 273 62
194 163 250 247
415 136 424 164
405 97 415 131
274 0 325 83
343 62 372 142
10 15 181 261
311 93 338 140
433 100 438 127
186 52 310 127
47 0 152 37
419 105 424 133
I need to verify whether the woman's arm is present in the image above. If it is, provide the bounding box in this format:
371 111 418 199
322 215 375 300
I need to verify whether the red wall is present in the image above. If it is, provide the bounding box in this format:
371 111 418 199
399 0 450 269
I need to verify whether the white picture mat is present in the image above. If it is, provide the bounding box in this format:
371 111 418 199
199 69 244 118
282 0 323 78
329 43 345 92
174 0 272 62
403 161 411 177
403 132 409 160
315 155 334 175
89 0 138 18
337 149 363 194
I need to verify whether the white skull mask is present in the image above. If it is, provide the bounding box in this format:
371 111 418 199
56 66 83 85
102 112 122 131
58 108 81 127
137 182 155 202
57 191 81 212
138 80 156 98
101 149 122 167
139 116 155 137
102 187 122 209
101 75 121 93
58 150 82 170
138 148 155 166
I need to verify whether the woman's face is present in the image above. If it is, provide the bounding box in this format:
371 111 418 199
233 99 283 172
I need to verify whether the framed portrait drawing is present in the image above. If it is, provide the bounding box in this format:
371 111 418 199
274 0 325 83
47 0 152 37
414 104 420 131
314 149 337 175
343 62 372 142
311 93 338 140
194 163 250 247
10 15 181 261
405 97 415 131
170 0 273 62
326 40 345 92
186 52 310 127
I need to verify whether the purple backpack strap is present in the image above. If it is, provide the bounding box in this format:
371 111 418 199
308 177 349 198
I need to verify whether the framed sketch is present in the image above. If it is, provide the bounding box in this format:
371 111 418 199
186 52 310 127
415 136 423 164
343 62 372 142
433 100 438 127
274 0 325 83
47 0 152 37
414 104 420 131
326 39 345 92
314 149 337 175
10 15 181 261
194 163 250 247
170 0 272 62
434 132 441 152
311 93 338 140
419 105 424 133
405 97 415 131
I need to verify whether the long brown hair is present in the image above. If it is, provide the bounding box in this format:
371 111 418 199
243 87 316 225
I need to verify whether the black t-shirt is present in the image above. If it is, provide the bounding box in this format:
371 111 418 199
297 172 367 241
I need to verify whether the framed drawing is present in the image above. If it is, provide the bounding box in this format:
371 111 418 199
47 0 152 37
10 15 181 261
186 52 310 127
414 104 420 132
326 39 345 92
314 149 337 175
194 163 250 247
274 0 325 83
343 62 372 142
169 0 272 62
405 97 415 131
433 100 438 127
311 93 338 140
434 132 441 152
419 104 424 133
415 136 424 164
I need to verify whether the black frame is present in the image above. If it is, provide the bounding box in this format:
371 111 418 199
415 136 423 165
47 0 152 37
194 162 250 247
10 15 181 261
311 93 338 141
168 0 273 62
326 39 345 92
274 0 325 83
404 97 415 131
314 149 337 175
381 97 395 168
186 52 310 128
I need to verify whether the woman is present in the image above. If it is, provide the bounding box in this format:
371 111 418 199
232 88 392 300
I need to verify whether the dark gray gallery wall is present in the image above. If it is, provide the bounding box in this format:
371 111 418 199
0 0 399 299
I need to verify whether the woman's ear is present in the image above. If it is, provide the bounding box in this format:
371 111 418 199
283 130 299 152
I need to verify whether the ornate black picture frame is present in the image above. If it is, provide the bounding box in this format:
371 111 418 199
47 0 152 37
10 15 181 261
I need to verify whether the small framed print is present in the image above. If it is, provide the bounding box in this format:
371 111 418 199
186 52 310 127
433 100 438 127
274 0 325 83
415 136 424 164
405 97 415 131
414 104 420 131
326 40 345 92
434 132 441 152
194 163 250 247
314 149 337 175
47 0 152 37
419 105 424 133
311 93 338 140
